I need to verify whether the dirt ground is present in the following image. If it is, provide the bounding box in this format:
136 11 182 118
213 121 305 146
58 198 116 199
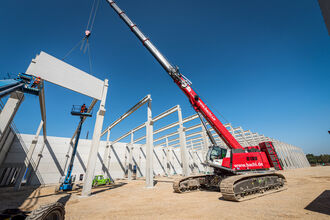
0 166 329 219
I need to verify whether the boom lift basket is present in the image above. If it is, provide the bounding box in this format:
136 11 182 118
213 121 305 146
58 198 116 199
71 105 93 117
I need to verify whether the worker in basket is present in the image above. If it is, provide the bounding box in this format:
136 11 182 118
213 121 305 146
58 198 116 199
31 77 41 88
80 104 87 113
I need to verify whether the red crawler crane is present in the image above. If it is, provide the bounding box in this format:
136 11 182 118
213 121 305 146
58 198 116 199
106 0 286 201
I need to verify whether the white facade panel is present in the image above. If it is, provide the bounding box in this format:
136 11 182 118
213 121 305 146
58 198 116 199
26 51 104 100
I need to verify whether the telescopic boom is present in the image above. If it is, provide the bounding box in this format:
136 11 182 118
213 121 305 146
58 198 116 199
106 0 243 150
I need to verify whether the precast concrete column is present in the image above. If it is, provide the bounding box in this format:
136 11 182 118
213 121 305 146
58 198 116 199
0 168 12 186
298 149 307 168
177 107 190 177
29 138 46 185
165 137 171 176
301 149 310 167
103 130 111 177
0 92 24 166
296 150 303 168
301 150 311 167
299 150 306 167
292 146 302 168
124 149 128 176
172 148 177 175
191 141 198 174
145 100 154 188
280 142 292 169
82 79 108 197
288 144 298 168
296 147 305 168
281 142 294 169
201 122 210 172
237 127 250 147
0 130 15 168
250 133 257 146
128 132 134 181
14 120 43 190
279 145 289 169
286 145 296 168
273 141 288 169
0 92 24 139
5 168 16 185
288 145 298 168
138 145 143 178
298 147 307 168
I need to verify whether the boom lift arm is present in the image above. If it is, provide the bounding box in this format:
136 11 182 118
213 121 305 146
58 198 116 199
0 73 41 98
106 0 242 150
56 105 92 192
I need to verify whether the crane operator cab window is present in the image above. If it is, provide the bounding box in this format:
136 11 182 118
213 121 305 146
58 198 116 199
209 146 227 161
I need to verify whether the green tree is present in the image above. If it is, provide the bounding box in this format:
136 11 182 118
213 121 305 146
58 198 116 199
306 154 330 165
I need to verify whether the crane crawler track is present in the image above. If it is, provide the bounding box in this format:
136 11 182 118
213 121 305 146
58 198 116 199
220 172 287 202
173 174 223 193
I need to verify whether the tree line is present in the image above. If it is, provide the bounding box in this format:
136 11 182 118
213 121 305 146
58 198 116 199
306 154 330 165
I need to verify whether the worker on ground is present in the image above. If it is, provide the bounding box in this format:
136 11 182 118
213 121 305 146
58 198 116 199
31 77 41 88
80 104 87 113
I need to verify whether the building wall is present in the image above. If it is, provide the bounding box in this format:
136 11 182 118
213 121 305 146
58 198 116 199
0 133 309 187
0 134 196 186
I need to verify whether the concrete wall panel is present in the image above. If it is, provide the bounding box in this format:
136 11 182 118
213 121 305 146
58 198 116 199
26 51 104 100
1 132 309 186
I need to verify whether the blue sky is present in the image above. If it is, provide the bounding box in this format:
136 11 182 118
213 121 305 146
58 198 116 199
0 0 329 155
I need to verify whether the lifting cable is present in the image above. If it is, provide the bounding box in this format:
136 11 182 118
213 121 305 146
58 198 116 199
62 0 100 74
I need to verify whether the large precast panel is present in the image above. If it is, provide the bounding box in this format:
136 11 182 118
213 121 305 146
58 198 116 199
26 51 104 100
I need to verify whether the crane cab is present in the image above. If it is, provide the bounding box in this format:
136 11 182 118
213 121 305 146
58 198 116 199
206 145 271 172
206 146 230 167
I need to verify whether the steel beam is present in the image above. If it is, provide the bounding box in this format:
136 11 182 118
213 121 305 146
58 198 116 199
152 105 179 123
113 123 145 145
101 95 151 137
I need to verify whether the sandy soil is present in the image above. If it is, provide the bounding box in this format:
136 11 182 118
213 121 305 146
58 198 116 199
0 166 329 219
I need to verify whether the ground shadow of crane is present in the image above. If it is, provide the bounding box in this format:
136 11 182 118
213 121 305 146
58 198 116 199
305 190 330 216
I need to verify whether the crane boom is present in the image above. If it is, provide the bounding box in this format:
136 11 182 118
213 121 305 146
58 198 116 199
106 0 243 150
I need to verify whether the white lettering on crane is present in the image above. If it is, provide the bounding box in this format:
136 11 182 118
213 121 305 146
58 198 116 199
199 102 216 121
233 162 264 169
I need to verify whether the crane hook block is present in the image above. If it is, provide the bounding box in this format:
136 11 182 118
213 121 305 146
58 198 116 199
85 30 91 38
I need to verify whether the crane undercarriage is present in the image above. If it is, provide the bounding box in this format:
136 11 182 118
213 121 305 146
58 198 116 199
173 169 287 202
